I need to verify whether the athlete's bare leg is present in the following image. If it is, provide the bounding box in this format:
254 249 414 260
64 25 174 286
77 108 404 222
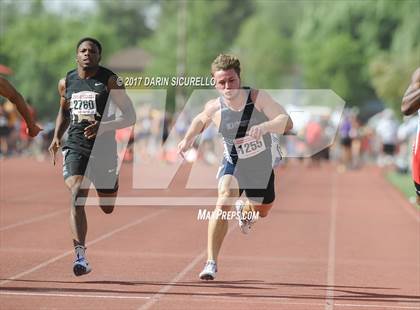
65 175 90 246
207 175 239 263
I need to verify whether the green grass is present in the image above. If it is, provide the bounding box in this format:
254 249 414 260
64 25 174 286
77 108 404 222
386 171 420 209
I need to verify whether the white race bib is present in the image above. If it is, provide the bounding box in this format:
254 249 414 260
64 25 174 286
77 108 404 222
234 135 266 159
70 91 97 116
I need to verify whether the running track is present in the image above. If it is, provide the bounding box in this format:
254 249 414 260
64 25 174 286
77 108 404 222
0 158 419 310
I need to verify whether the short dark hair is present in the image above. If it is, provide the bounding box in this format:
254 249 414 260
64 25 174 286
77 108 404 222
76 37 102 54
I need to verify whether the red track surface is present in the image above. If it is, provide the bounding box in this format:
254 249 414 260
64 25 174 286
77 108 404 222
0 158 419 310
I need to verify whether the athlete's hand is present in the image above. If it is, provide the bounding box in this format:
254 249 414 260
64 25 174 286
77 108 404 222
48 137 61 166
248 124 268 140
27 123 43 138
84 121 100 139
177 138 194 159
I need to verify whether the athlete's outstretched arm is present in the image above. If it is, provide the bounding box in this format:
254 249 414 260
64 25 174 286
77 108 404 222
402 68 420 116
84 75 136 139
49 79 70 165
0 77 42 137
177 100 217 157
249 90 293 139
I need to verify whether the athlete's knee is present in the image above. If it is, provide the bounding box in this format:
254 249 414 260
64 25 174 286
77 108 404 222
70 186 81 204
69 184 88 210
218 186 233 199
70 199 85 218
217 193 236 211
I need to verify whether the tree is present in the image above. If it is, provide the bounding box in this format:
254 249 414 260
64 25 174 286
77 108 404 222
0 1 130 118
94 0 153 47
296 1 376 106
234 1 303 88
368 0 420 113
296 0 419 112
142 0 254 111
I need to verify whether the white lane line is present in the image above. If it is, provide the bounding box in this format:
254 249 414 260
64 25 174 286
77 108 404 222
0 291 150 300
325 172 338 310
138 250 207 310
192 295 420 309
0 210 67 232
78 197 254 206
334 302 420 309
138 225 237 310
0 209 166 286
132 293 420 309
0 290 418 309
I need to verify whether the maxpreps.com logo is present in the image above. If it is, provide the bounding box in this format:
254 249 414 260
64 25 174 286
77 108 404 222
77 88 345 207
197 209 259 221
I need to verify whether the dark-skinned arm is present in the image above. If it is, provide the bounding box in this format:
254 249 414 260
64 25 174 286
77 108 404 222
402 68 420 116
48 78 70 165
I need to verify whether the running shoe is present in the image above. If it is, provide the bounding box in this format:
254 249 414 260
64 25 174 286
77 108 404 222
235 200 255 234
199 260 217 280
73 254 92 276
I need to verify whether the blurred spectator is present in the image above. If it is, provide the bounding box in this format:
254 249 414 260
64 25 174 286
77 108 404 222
0 103 11 156
134 105 153 162
200 124 217 165
375 109 399 166
338 113 353 171
305 116 323 166
3 99 19 155
350 115 363 169
396 115 417 174
116 127 134 163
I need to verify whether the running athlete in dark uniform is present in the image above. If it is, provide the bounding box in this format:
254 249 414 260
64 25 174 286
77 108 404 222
49 38 136 276
178 54 293 280
402 67 420 205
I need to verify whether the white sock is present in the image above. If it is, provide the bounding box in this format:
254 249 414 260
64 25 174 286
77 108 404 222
75 245 86 260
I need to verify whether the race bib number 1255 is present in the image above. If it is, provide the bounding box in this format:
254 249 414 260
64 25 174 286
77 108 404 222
234 135 266 159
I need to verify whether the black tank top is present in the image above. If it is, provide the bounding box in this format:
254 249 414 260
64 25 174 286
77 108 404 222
219 87 271 164
63 66 116 157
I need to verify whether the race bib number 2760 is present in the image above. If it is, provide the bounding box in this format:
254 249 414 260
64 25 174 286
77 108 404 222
70 91 97 115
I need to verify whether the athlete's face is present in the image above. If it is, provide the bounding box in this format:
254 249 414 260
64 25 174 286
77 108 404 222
77 41 100 69
213 69 241 100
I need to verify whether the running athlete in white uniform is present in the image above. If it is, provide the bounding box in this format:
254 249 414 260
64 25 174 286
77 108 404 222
178 54 293 280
